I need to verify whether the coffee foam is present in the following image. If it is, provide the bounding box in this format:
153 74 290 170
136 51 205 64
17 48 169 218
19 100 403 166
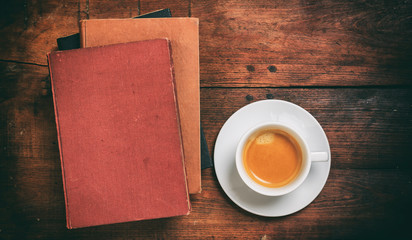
256 132 275 144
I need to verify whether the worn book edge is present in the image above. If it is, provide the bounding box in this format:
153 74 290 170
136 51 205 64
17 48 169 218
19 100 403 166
47 53 72 229
79 21 86 48
165 38 191 213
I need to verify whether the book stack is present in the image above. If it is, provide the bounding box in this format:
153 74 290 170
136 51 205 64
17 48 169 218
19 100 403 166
48 9 206 229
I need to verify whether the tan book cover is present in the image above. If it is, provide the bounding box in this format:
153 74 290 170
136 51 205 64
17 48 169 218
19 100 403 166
80 18 201 194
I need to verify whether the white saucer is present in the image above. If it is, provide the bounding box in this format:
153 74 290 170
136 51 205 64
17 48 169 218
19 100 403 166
214 100 331 217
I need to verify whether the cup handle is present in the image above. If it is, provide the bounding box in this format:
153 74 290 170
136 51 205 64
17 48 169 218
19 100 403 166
310 152 329 162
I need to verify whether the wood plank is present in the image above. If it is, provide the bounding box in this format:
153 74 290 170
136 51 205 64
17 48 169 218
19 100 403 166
87 0 189 19
0 62 57 166
0 62 61 239
1 165 411 239
139 0 189 17
192 0 412 87
0 0 190 65
2 65 410 170
0 0 82 65
88 0 139 19
1 1 411 239
1 64 410 170
200 87 412 169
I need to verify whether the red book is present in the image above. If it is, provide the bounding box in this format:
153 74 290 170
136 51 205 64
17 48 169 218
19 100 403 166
48 39 190 229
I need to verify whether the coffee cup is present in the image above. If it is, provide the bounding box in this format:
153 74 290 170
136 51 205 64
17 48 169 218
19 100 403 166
235 121 328 196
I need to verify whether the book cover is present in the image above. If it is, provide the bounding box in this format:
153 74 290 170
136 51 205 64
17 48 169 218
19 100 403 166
201 128 213 169
48 39 190 229
57 9 172 50
80 18 201 193
57 33 80 51
56 10 212 170
134 8 171 18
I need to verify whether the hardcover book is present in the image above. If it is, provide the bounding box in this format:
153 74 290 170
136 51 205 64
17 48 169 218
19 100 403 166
80 18 201 193
57 8 213 170
57 9 172 50
48 39 190 229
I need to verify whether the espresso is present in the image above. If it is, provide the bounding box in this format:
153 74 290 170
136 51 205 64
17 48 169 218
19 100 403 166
242 129 302 188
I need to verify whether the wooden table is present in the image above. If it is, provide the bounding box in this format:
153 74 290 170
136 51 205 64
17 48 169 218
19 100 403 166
1 0 411 239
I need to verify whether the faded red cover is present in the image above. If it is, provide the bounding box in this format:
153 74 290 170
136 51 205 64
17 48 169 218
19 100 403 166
48 39 190 229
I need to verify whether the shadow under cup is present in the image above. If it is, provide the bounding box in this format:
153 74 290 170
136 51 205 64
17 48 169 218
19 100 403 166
235 122 312 197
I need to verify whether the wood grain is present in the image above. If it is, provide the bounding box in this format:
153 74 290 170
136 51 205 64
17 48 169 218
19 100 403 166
0 0 189 65
139 0 189 17
88 0 138 19
192 0 412 87
1 165 411 240
0 0 80 65
201 87 412 169
1 0 412 239
1 0 411 88
1 64 410 171
1 63 410 239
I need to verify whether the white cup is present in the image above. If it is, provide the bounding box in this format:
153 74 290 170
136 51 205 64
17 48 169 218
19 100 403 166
235 121 328 196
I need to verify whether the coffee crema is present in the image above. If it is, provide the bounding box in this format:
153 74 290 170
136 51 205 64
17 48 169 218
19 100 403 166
242 129 302 188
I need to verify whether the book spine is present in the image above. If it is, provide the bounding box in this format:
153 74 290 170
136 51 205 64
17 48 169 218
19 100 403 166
47 53 72 229
167 39 191 214
79 20 86 48
194 18 202 193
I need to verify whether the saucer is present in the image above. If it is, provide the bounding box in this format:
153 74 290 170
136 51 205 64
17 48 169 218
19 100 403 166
214 100 331 217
